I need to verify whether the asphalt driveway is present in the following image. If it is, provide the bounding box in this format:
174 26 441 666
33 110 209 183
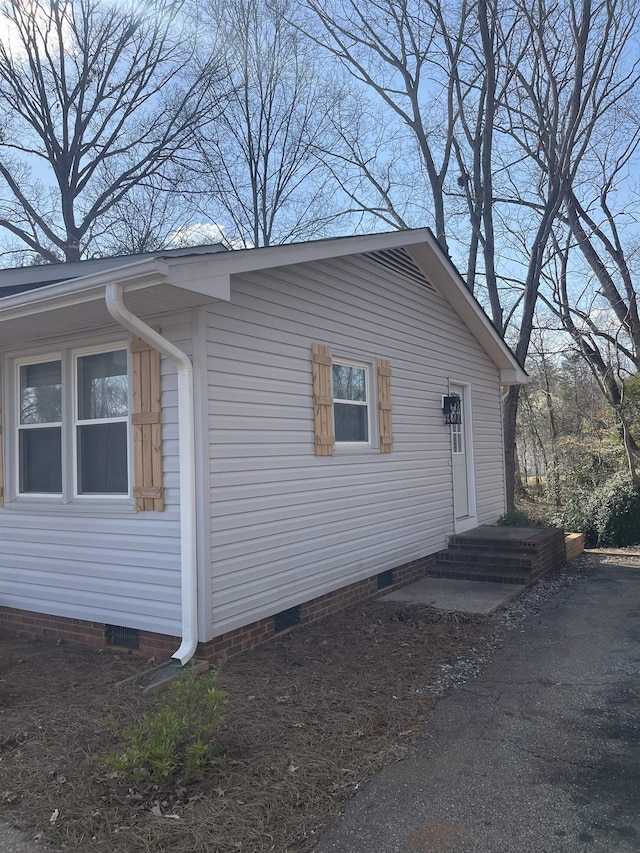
315 559 640 853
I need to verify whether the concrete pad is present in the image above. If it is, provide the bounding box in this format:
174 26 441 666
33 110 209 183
381 576 525 615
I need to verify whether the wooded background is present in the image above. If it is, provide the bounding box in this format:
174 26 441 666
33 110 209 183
1 0 639 534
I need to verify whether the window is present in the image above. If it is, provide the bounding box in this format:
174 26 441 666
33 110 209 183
16 347 129 499
19 359 62 493
311 343 393 456
452 420 464 454
75 350 129 495
332 361 370 443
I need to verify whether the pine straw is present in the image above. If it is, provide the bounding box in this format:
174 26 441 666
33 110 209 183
0 601 500 852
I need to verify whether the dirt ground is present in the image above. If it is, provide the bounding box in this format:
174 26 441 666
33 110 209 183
0 560 599 853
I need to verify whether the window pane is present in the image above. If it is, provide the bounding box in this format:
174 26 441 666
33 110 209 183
333 364 366 402
77 422 128 494
77 350 128 420
20 361 62 424
19 427 62 493
335 402 368 442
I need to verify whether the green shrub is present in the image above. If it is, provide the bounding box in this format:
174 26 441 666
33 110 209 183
556 435 622 489
591 474 640 547
554 473 640 547
552 486 596 545
106 661 227 782
496 509 534 527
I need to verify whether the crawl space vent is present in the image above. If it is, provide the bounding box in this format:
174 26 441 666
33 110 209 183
105 625 140 650
377 570 394 589
274 606 300 633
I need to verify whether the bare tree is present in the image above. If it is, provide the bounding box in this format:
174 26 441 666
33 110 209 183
302 0 640 508
0 0 222 262
507 0 640 483
300 0 460 254
314 97 415 232
545 227 640 483
300 0 553 507
96 182 195 256
192 0 346 247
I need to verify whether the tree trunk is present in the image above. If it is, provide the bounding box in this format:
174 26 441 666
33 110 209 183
540 354 562 508
503 385 521 512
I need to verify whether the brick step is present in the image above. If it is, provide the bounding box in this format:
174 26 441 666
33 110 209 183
427 565 531 585
437 547 535 570
430 560 551 584
448 525 565 555
431 525 566 587
448 535 547 552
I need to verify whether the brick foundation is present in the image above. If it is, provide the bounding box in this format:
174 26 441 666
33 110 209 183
0 554 435 661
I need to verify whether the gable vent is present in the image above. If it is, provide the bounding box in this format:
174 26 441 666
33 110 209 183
365 248 435 291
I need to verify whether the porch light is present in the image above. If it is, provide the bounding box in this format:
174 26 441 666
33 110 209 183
443 394 462 425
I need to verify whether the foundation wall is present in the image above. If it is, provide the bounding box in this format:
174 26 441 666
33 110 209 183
0 554 435 661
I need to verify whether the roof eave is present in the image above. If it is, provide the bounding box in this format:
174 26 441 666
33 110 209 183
406 236 528 385
0 257 170 322
169 228 435 277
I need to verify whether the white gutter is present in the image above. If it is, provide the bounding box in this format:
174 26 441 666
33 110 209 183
105 282 198 666
0 258 170 319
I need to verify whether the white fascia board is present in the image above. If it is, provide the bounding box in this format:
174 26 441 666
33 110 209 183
165 255 231 300
406 236 528 385
173 228 435 277
172 272 230 300
499 367 529 385
0 257 170 322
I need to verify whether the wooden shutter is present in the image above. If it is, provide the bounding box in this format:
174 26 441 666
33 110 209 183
311 343 335 456
0 356 3 507
377 359 393 453
131 331 164 511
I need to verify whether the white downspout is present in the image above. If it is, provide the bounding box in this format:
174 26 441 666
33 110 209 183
105 282 198 666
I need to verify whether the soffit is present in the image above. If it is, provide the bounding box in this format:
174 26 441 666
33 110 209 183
0 283 207 348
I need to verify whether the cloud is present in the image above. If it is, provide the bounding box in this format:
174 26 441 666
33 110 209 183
169 223 250 250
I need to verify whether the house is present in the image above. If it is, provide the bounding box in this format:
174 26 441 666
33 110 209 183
0 229 527 662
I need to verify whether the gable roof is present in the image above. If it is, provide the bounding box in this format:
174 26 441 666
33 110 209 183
0 229 527 384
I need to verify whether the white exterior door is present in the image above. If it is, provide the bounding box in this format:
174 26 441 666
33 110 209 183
450 383 477 531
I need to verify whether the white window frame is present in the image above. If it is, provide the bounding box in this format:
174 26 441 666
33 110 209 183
72 344 131 500
332 357 374 450
9 341 132 505
16 352 63 498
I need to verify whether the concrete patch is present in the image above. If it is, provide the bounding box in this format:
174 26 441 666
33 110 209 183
381 577 525 615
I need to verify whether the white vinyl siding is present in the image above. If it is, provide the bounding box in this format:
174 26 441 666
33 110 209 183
0 322 190 636
0 254 508 645
205 254 506 637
